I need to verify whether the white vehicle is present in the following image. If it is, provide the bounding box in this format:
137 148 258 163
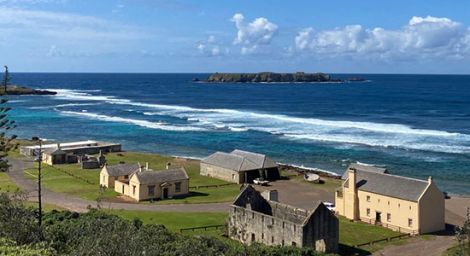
253 178 269 186
323 201 335 212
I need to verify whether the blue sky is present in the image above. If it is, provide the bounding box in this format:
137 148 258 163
1 0 470 73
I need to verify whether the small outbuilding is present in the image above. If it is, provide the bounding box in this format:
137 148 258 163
200 149 280 184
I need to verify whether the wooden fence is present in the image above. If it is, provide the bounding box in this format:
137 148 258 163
179 224 226 233
189 183 234 190
353 233 413 248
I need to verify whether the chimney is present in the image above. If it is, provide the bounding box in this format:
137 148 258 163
145 162 149 170
57 143 61 149
348 167 357 190
138 162 142 172
261 190 278 202
428 176 433 184
166 162 171 170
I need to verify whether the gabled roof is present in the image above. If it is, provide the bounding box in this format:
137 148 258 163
43 148 67 155
133 167 188 185
232 185 336 226
341 163 388 179
346 170 430 202
202 149 277 172
104 163 140 177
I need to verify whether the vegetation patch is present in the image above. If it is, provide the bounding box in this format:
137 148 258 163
0 172 19 193
106 209 228 231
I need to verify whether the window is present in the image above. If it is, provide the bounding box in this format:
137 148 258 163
262 216 264 222
408 218 413 227
366 195 371 202
409 206 412 210
175 182 181 192
251 234 255 242
366 208 371 216
261 233 264 239
252 212 255 219
294 225 296 232
148 185 155 196
124 175 129 179
102 176 105 182
271 237 274 243
272 219 275 225
132 185 136 195
292 242 297 246
282 240 285 246
282 222 285 228
388 201 390 206
398 203 401 208
387 213 391 222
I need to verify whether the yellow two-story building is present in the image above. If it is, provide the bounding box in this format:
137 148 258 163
335 163 445 234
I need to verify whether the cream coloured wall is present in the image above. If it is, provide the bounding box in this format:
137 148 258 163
418 181 445 234
114 180 130 195
125 175 189 201
356 190 419 233
200 163 241 183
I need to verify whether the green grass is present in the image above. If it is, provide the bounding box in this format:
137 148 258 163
339 216 401 246
142 185 241 205
338 216 408 254
24 202 65 212
25 163 118 201
23 151 240 204
104 152 230 186
0 172 19 193
105 209 228 231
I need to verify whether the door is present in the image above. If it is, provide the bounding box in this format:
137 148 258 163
375 211 382 223
163 188 169 199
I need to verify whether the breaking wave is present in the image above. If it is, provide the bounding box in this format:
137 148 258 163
49 89 470 154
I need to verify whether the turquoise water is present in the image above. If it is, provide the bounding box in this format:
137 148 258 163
7 73 470 195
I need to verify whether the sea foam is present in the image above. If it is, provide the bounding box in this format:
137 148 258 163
49 89 470 154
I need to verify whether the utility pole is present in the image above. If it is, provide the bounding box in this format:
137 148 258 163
32 137 42 229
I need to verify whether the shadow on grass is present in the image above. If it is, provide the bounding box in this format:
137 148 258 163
339 244 371 256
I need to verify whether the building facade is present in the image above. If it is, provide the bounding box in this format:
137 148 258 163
201 149 280 184
229 185 338 253
335 164 445 234
101 163 189 201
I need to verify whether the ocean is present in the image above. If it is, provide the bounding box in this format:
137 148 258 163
7 73 470 195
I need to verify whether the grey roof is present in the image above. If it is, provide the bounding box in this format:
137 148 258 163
134 168 188 185
345 170 429 202
42 148 67 155
104 163 140 177
202 149 277 172
341 163 388 179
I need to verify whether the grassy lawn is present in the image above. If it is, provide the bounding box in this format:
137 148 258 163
25 163 118 201
338 216 407 254
0 172 19 193
105 209 228 231
23 151 241 204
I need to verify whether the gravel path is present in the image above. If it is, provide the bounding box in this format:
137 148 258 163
6 158 229 213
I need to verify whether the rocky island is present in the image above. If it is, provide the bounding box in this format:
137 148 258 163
202 72 342 83
0 85 57 95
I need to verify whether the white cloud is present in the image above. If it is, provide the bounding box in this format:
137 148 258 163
295 16 470 60
196 35 223 56
231 13 278 54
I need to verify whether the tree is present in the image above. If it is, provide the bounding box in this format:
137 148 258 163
2 66 10 95
0 66 16 172
455 207 470 256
